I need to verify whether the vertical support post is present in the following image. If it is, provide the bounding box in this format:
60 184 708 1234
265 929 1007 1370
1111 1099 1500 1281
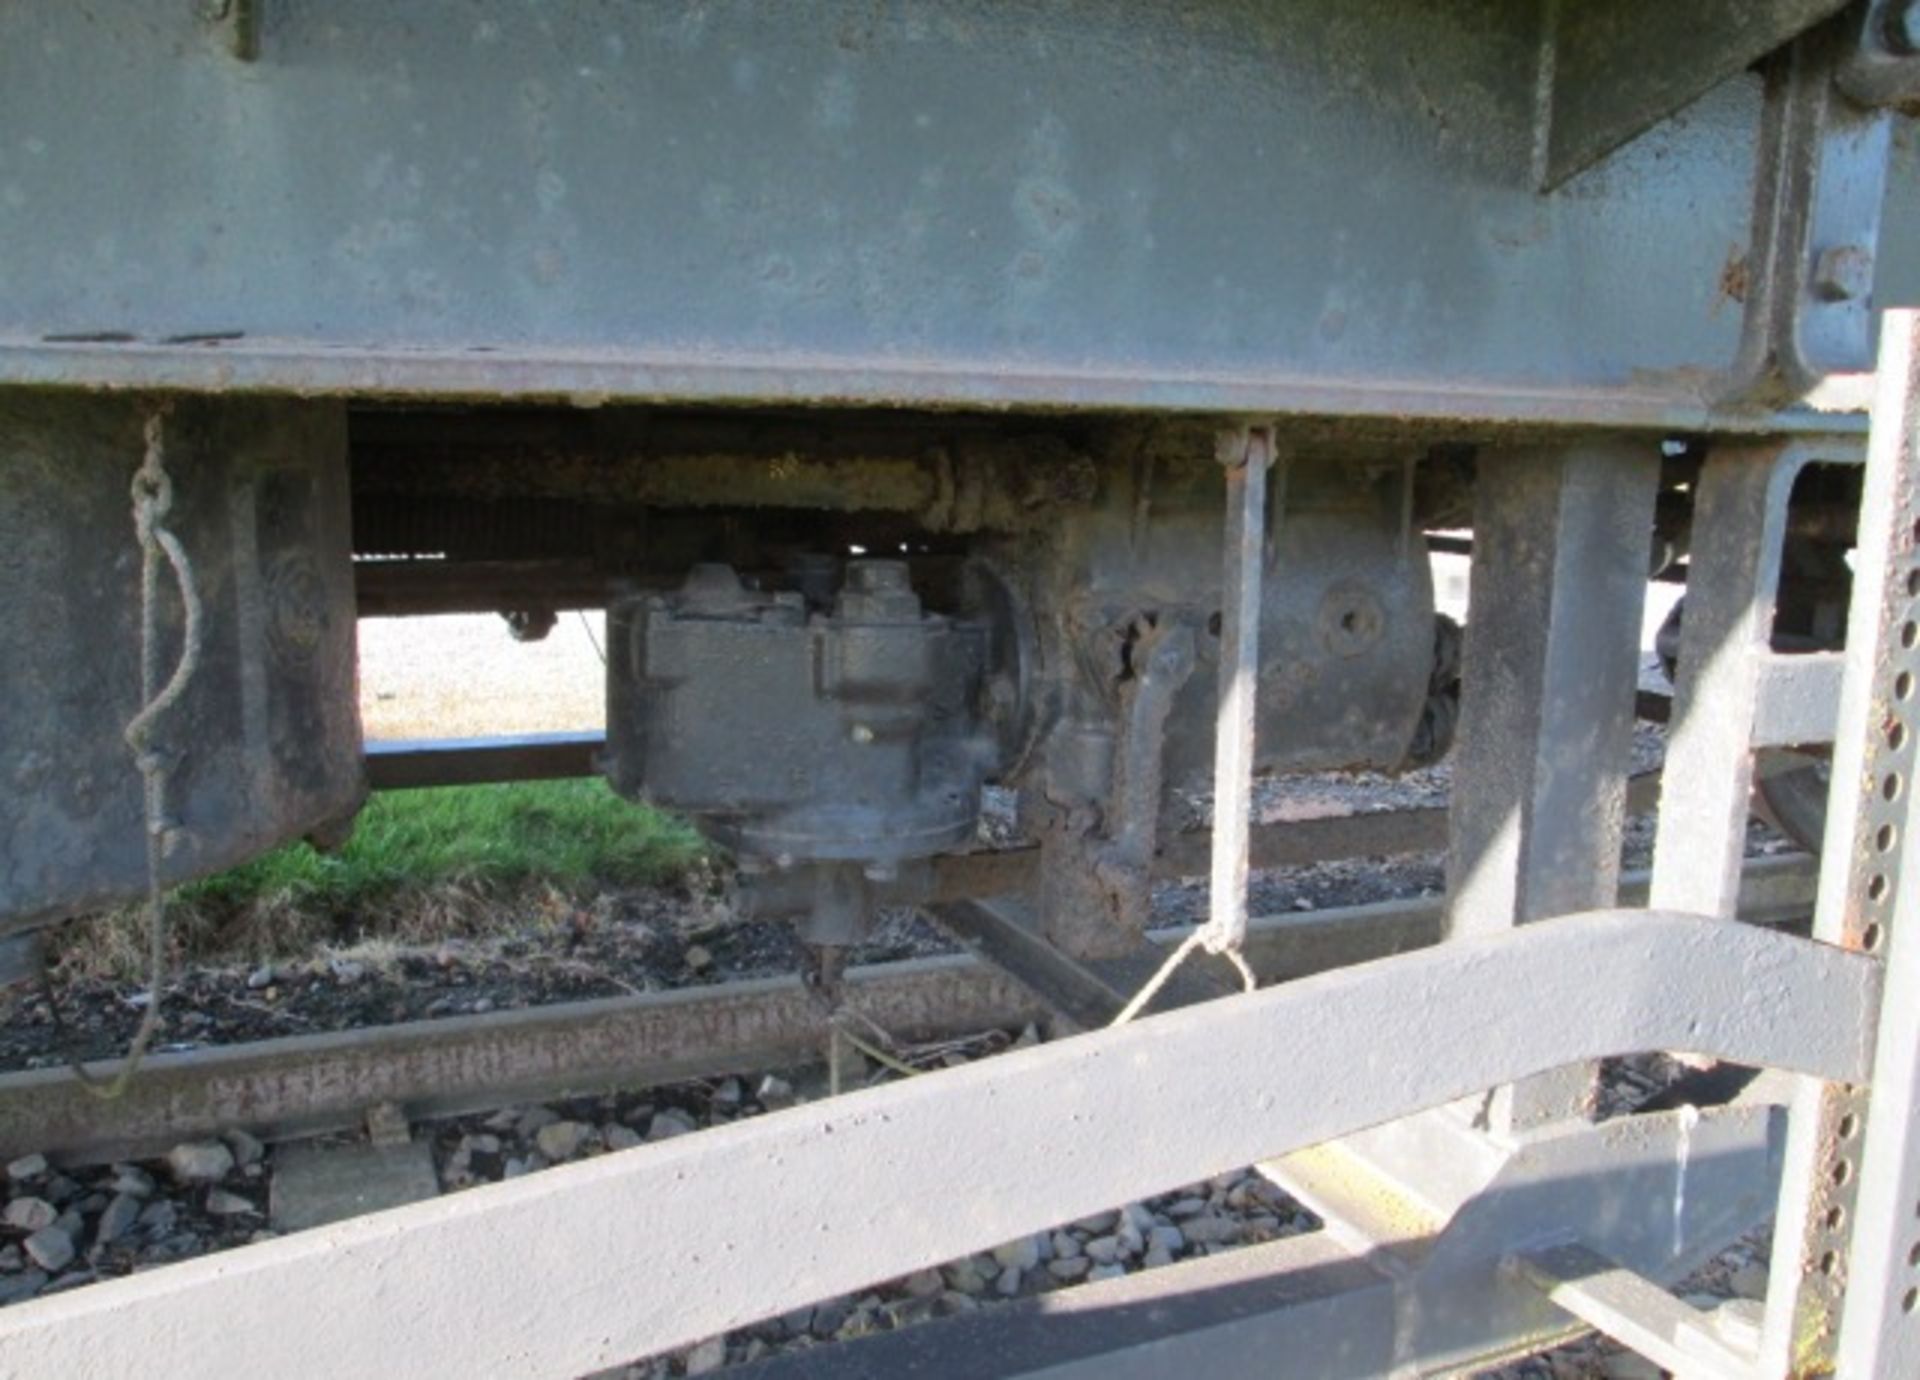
1446 443 1658 1131
1649 445 1804 918
1765 309 1920 1377
1204 426 1275 956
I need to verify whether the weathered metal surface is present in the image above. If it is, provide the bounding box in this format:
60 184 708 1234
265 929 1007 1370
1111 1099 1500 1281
1727 25 1899 402
1269 1104 1779 1375
1447 443 1659 936
1839 0 1920 106
0 0 1861 426
0 392 364 930
0 952 1043 1166
736 1233 1399 1379
1445 441 1657 1132
1766 308 1920 1376
0 911 1872 1379
1653 443 1828 918
1539 0 1850 190
1205 429 1272 955
1750 648 1846 746
1825 307 1920 1378
1514 1242 1757 1380
363 731 602 791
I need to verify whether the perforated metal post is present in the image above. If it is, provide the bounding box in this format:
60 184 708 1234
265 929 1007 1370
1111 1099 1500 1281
1764 308 1920 1378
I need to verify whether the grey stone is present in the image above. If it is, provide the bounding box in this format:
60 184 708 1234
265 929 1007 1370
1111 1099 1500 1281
328 958 367 985
1599 1353 1664 1380
3 1197 56 1232
1047 1256 1091 1282
710 1078 743 1108
246 964 275 990
1729 1262 1769 1301
1142 1243 1176 1269
994 1266 1023 1297
534 1120 592 1162
604 1124 643 1152
224 1129 265 1169
1088 1262 1126 1282
52 1209 82 1241
1084 1235 1123 1265
6 1153 47 1182
0 1245 21 1271
1050 1230 1083 1260
110 1165 156 1198
683 1336 727 1376
1148 1224 1185 1254
23 1226 74 1272
992 1234 1044 1272
165 1141 234 1184
137 1201 177 1234
900 1267 944 1298
96 1193 141 1246
647 1108 699 1142
40 1175 79 1206
205 1189 257 1217
942 1260 989 1296
756 1075 796 1110
1165 1196 1208 1218
1072 1210 1120 1235
1180 1214 1239 1245
808 1296 852 1338
0 1271 46 1305
515 1106 560 1137
269 1141 439 1234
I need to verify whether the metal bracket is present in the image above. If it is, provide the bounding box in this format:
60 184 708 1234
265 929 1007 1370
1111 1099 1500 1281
1723 22 1896 405
1839 0 1920 107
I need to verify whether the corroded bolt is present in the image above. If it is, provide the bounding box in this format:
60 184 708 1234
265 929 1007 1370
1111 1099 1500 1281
1813 244 1874 303
1886 0 1920 56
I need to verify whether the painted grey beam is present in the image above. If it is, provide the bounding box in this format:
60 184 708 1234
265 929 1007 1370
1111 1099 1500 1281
0 911 1876 1380
1514 1242 1756 1380
736 1232 1397 1380
1446 442 1658 1130
1749 651 1844 748
0 855 1817 1166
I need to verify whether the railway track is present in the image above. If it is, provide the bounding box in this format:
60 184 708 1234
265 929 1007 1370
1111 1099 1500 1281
0 848 1814 1169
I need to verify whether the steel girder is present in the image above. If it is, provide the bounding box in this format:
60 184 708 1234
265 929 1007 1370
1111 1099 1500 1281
0 0 1910 428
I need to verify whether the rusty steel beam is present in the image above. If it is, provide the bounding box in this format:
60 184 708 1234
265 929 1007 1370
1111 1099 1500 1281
0 956 1042 1167
365 732 604 791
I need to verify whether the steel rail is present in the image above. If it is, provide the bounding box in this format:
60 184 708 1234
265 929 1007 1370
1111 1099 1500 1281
0 909 1875 1380
0 855 1816 1167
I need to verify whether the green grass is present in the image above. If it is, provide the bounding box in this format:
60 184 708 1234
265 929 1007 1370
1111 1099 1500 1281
54 781 710 978
185 779 707 912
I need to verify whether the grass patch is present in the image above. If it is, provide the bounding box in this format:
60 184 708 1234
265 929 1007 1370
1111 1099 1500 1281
52 781 710 978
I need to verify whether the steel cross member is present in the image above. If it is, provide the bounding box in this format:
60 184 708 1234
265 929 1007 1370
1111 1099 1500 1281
1445 440 1660 1131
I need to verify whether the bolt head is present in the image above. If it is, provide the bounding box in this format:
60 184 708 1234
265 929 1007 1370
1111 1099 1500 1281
1813 244 1874 304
